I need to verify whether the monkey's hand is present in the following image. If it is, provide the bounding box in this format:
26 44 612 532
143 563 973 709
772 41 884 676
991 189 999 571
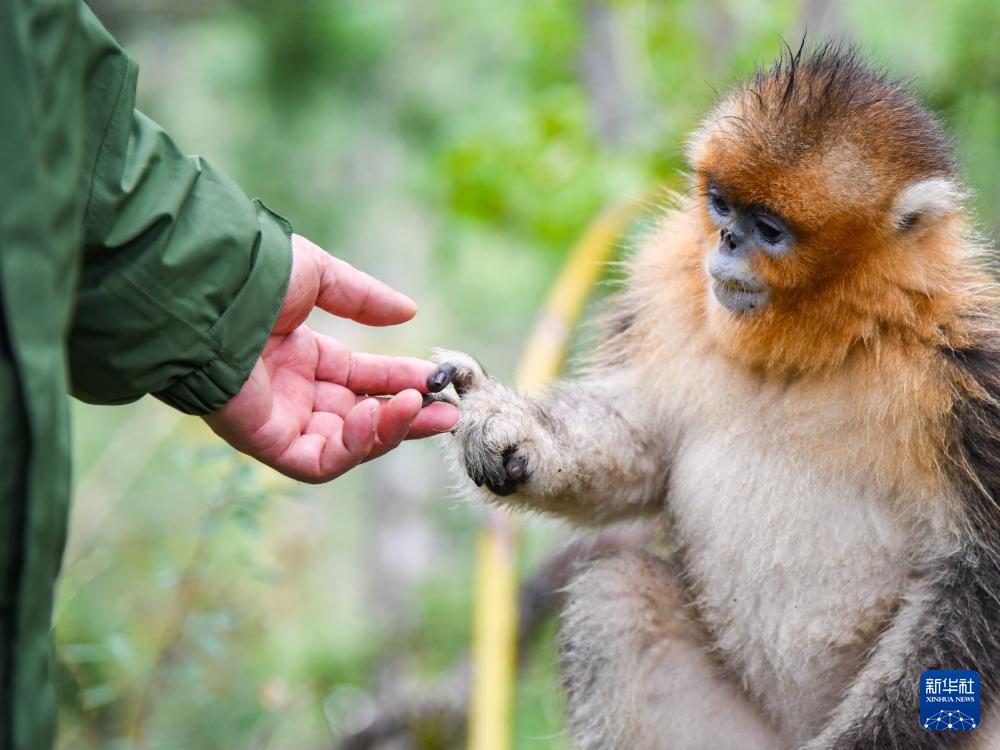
429 350 665 524
428 350 562 498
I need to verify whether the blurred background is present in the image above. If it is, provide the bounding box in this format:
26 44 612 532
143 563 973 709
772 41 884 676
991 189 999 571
58 1 999 748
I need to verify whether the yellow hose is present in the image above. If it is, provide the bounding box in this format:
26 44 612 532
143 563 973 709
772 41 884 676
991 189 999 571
466 199 643 750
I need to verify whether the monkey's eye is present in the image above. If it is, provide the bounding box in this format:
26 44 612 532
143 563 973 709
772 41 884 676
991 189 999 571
754 218 784 244
709 192 731 217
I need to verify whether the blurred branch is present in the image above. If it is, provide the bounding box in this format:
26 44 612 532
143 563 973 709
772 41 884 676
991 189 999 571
334 524 657 750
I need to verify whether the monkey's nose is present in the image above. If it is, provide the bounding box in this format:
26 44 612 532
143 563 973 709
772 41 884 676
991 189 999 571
719 228 746 253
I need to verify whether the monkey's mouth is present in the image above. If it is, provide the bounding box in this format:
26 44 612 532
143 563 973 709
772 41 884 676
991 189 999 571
710 277 770 314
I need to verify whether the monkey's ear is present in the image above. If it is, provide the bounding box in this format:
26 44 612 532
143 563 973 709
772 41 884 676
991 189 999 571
890 178 964 232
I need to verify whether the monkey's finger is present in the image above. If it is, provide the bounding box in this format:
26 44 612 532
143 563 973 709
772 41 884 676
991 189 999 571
422 391 459 408
427 363 457 393
471 447 528 497
430 349 487 395
504 453 527 481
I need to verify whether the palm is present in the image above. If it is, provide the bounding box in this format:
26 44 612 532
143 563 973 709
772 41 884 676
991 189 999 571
256 327 328 460
204 235 457 483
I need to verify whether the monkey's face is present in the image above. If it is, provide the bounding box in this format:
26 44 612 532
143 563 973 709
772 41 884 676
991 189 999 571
702 180 795 314
679 46 966 372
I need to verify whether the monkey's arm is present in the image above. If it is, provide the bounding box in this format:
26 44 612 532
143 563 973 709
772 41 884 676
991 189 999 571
432 351 669 525
803 543 1000 750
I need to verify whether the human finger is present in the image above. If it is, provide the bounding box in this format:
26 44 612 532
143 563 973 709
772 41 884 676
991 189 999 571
373 389 423 451
315 336 438 394
299 235 417 326
407 401 460 437
276 399 378 483
335 398 380 463
314 380 359 415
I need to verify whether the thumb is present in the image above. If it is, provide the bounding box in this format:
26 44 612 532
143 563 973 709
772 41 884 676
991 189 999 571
272 234 322 334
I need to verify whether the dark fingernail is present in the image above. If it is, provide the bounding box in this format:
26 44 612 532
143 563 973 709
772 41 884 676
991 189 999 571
427 363 457 393
421 393 436 408
505 455 526 481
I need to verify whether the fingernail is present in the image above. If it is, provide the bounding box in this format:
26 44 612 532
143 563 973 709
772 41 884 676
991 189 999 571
427 363 457 393
422 393 436 408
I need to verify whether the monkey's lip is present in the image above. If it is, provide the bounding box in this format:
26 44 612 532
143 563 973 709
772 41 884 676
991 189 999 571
710 277 770 314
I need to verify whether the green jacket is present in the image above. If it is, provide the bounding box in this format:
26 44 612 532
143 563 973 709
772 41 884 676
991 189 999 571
0 3 293 748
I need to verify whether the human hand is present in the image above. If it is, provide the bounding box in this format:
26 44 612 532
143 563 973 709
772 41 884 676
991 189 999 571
203 234 459 482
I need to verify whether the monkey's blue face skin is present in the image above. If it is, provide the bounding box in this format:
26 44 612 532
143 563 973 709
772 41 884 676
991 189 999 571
704 181 795 314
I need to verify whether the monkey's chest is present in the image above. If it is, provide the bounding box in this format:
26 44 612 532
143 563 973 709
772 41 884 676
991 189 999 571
667 433 912 743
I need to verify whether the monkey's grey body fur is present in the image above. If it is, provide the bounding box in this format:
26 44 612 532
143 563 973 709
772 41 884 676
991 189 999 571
435 301 1000 750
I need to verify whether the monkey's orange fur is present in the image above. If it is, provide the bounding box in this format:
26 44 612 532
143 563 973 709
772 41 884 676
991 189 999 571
664 52 989 491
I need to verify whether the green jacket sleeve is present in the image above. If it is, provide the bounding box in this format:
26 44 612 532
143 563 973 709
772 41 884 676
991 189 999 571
67 3 293 415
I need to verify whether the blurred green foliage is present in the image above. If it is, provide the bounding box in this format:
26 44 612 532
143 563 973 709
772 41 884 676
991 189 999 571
57 1 999 748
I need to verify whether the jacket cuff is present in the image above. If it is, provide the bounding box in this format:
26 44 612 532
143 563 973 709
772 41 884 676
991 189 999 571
154 200 293 415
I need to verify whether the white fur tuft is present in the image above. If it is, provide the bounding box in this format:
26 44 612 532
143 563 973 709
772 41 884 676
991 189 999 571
890 177 963 230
